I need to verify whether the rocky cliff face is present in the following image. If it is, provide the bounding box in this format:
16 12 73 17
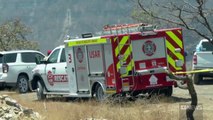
0 95 41 120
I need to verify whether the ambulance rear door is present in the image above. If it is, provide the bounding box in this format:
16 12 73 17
132 37 167 72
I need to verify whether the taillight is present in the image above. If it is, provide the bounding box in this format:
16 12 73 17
193 55 197 65
2 63 9 73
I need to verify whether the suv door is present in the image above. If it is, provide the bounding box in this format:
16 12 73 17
19 52 45 93
21 52 45 78
45 47 68 92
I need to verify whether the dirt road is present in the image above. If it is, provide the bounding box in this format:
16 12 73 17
173 80 213 120
0 80 213 120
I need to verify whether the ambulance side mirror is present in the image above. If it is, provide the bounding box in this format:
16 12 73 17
36 57 49 64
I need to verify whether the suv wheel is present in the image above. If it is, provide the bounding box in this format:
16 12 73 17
37 81 46 100
17 75 29 93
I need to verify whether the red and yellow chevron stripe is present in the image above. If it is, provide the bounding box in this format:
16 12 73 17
114 35 134 77
166 30 184 72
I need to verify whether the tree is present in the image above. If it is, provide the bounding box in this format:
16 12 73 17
134 0 213 42
131 0 213 119
0 19 38 51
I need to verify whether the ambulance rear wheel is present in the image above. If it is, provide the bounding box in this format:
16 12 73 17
164 86 173 97
36 81 46 100
95 84 105 102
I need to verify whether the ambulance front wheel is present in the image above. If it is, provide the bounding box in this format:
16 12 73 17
95 84 105 102
36 81 46 100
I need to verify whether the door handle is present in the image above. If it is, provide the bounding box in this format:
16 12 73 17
52 67 56 74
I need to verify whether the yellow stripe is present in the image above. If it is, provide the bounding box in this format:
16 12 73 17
114 37 118 42
68 38 107 47
116 45 132 72
166 40 184 60
174 69 213 75
115 36 133 76
121 59 134 77
119 44 132 64
178 30 181 34
127 59 134 71
117 61 121 72
115 36 129 56
166 31 182 49
124 47 131 60
120 36 129 45
167 55 182 70
115 46 119 57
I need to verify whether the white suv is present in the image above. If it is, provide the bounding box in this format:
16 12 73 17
0 50 45 93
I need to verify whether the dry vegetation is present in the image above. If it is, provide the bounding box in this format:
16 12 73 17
2 86 213 120
1 91 184 120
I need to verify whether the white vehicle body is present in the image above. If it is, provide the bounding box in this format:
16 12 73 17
30 45 69 96
31 45 106 99
0 50 45 93
192 39 213 84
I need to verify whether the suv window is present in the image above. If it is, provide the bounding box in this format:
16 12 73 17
60 48 66 62
0 53 17 63
21 52 44 63
201 41 213 51
48 49 60 63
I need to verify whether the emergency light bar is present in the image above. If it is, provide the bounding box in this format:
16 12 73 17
82 33 93 38
103 23 148 31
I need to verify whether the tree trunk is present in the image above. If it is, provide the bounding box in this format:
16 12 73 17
167 73 197 120
186 77 197 120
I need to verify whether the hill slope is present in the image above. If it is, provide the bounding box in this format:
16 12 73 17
0 0 133 52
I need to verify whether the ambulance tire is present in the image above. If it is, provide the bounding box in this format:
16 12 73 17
95 84 105 102
192 73 201 85
164 86 173 97
36 81 46 100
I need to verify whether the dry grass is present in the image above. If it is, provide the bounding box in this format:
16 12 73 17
2 91 183 120
2 90 212 120
23 100 178 120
